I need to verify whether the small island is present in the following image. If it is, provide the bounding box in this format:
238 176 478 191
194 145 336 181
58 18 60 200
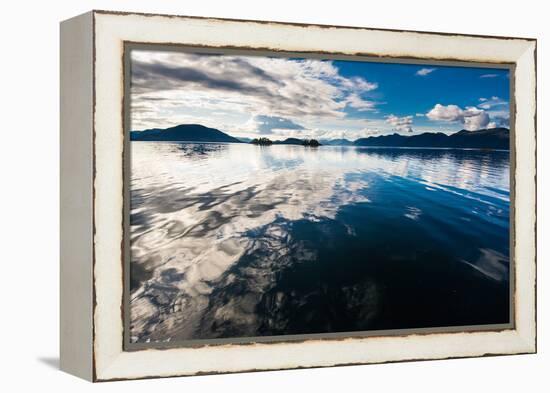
302 139 321 147
250 137 322 147
250 137 273 145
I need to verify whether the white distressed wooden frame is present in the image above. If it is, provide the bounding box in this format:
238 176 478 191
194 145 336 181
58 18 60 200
60 10 536 382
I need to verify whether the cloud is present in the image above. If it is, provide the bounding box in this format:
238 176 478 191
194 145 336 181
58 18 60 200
129 50 510 137
132 61 276 94
480 74 499 78
426 103 504 131
477 96 510 128
477 96 507 110
338 76 378 91
253 115 305 134
462 107 491 130
426 104 463 122
416 68 435 76
344 93 377 112
490 117 509 128
130 50 379 131
385 114 414 132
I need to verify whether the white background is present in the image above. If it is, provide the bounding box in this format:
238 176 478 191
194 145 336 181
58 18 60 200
0 0 546 391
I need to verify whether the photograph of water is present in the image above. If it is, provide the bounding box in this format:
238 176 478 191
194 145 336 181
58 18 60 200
127 49 511 345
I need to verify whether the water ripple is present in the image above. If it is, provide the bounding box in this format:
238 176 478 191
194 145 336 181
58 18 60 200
130 143 510 343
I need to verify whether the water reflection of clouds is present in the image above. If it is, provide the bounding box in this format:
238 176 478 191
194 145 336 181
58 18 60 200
130 143 510 342
130 143 375 341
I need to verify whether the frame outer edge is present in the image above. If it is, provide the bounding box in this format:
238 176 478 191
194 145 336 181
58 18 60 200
91 11 538 381
513 40 537 353
60 11 95 382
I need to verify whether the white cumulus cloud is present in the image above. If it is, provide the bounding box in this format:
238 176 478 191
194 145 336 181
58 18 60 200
426 103 501 131
344 93 377 112
385 114 414 132
426 104 463 122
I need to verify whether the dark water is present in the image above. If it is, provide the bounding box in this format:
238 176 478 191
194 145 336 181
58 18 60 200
129 142 510 344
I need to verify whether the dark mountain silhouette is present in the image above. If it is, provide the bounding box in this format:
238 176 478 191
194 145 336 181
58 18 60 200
320 138 354 146
130 124 508 149
130 124 242 143
354 128 509 149
272 138 305 145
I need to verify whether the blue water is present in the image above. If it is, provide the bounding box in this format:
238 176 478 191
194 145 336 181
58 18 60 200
129 142 510 343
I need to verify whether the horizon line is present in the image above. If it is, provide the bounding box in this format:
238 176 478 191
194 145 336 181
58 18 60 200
131 123 510 141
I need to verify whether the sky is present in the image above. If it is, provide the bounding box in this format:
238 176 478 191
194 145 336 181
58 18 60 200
130 49 510 141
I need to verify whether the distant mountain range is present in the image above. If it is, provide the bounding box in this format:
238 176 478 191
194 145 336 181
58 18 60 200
319 138 354 146
354 128 509 149
131 124 509 150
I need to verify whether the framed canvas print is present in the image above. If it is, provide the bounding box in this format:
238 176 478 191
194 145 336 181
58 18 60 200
60 10 537 382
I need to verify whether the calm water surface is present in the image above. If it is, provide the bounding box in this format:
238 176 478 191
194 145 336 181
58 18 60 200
129 142 510 343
